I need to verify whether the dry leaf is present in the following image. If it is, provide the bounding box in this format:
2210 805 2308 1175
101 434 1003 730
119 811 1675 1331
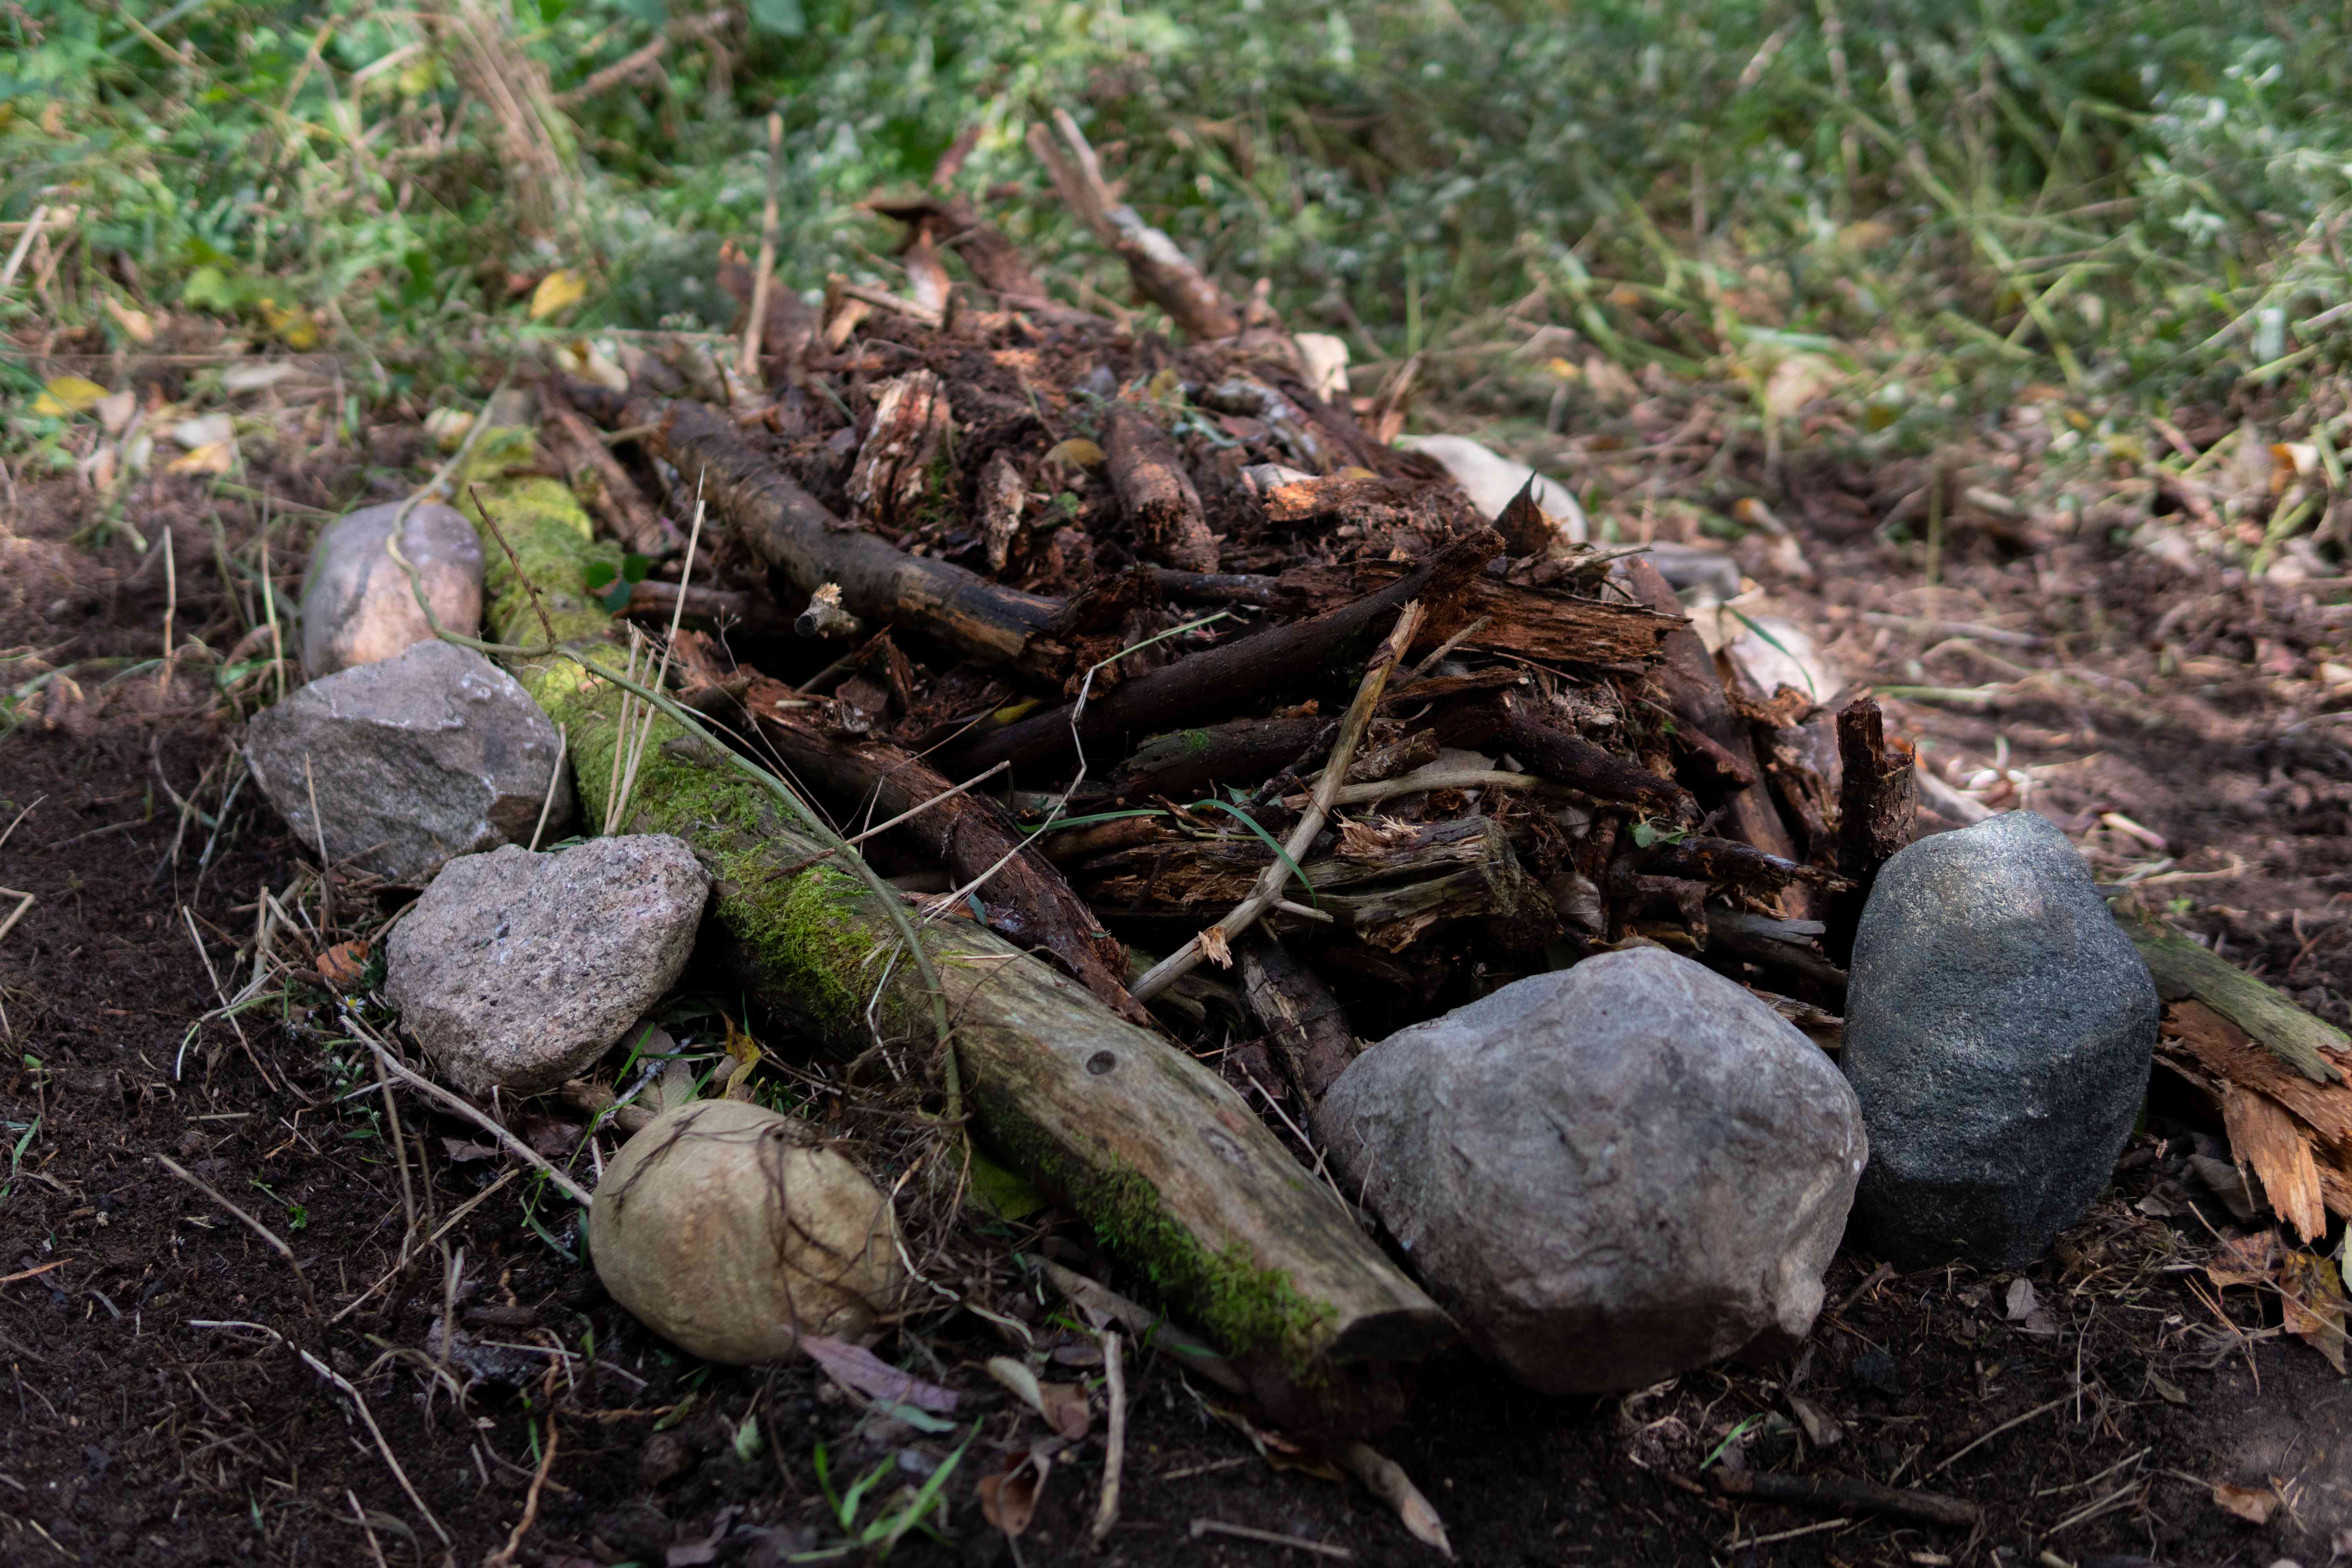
167 441 235 475
35 375 107 416
2281 1248 2350 1373
1340 1443 1452 1558
222 362 302 393
1044 437 1106 470
1035 1379 1091 1442
720 1015 763 1100
95 390 137 436
1786 1393 1843 1449
315 939 371 990
800 1335 958 1413
2212 1481 2280 1525
170 412 234 449
2207 1232 2281 1292
978 1452 1051 1537
530 269 588 321
256 297 317 350
103 297 156 344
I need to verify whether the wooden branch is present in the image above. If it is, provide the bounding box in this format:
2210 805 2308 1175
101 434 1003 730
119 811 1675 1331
1494 693 1698 821
1103 408 1220 573
1635 833 1857 896
1242 939 1359 1106
466 469 1450 1436
642 397 1059 664
950 530 1501 778
1621 557 1802 864
1833 693 1916 878
1131 603 1424 1001
1110 716 1330 804
538 389 680 557
622 579 792 637
737 677 1144 1022
1027 110 1242 341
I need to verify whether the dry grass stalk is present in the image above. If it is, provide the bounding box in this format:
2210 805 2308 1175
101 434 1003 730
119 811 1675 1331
428 0 581 235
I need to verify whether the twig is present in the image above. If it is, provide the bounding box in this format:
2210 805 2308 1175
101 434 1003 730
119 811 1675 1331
0 888 33 950
1925 1392 2072 1478
1189 1519 1351 1559
0 203 50 293
328 1169 516 1326
740 111 783 379
1090 1329 1127 1546
529 723 569 851
155 1155 318 1318
1301 767 1570 810
471 485 560 648
356 1032 593 1208
485 1404 559 1567
1132 601 1425 1000
345 1490 390 1568
302 752 333 935
158 525 177 695
179 905 281 1095
190 1319 450 1546
1711 1469 1980 1527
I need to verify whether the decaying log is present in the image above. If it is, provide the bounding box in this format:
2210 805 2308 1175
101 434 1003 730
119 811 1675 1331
1147 568 1282 607
949 530 1502 778
2127 909 2347 1084
1076 815 1557 955
1634 834 1856 897
1110 716 1330 804
465 450 1450 1435
715 670 1143 1023
643 397 1060 664
1833 693 1917 879
1241 939 1360 1105
1257 473 1483 539
1706 906 1849 995
1621 558 1800 865
538 389 681 558
2221 1081 2328 1243
1103 408 1220 573
1277 561 1682 667
2160 1000 2352 1227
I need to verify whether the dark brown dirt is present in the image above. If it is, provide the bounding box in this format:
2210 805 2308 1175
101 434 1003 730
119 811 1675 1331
5 426 2350 1568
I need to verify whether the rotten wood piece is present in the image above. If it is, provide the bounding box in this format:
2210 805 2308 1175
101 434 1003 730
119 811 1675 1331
1076 814 1557 956
846 368 951 529
466 465 1452 1437
1634 834 1856 897
949 530 1502 779
1103 407 1220 573
1110 716 1330 804
1277 561 1682 667
642 397 1060 665
1490 693 1698 822
2127 909 2348 1084
1241 939 1359 1106
1833 693 1917 880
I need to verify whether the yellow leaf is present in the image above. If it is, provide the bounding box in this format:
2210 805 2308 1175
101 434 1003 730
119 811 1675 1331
103 297 157 345
720 1016 763 1101
256 296 318 350
36 376 107 416
1144 365 1182 402
167 441 235 475
1044 437 1106 470
528 269 588 321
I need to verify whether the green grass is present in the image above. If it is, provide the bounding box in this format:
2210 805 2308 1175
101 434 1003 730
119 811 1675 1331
5 0 2348 441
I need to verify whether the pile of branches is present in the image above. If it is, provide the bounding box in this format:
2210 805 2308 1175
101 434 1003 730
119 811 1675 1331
546 116 1912 1130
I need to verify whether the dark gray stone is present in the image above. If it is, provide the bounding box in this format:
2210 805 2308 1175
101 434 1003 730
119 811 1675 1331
386 837 709 1095
243 640 572 884
1316 946 1866 1395
1843 810 2158 1269
298 500 483 681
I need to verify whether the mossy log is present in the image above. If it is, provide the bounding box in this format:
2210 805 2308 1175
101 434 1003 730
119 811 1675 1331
465 447 1451 1435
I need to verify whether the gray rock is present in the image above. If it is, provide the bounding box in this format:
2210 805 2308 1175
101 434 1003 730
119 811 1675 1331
386 837 709 1095
244 640 572 884
1316 947 1866 1394
299 500 484 681
1843 810 2158 1269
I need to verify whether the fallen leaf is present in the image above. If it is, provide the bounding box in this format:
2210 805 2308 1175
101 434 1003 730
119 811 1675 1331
978 1451 1050 1537
2207 1231 2282 1292
423 407 474 451
103 297 156 344
315 939 370 990
170 413 234 449
167 442 235 475
1036 1379 1091 1441
95 390 137 437
1786 1393 1843 1449
801 1334 958 1413
440 1138 500 1163
34 376 107 416
221 362 301 393
2281 1248 2350 1373
256 297 318 350
720 1015 762 1101
530 269 588 321
2212 1481 2280 1525
1340 1443 1451 1558
2003 1278 2039 1321
1044 437 1106 470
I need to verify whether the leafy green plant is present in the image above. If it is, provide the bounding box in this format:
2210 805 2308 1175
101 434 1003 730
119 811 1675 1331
797 1425 973 1561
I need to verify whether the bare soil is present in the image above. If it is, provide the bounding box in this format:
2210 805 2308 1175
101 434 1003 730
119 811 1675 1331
3 419 2348 1568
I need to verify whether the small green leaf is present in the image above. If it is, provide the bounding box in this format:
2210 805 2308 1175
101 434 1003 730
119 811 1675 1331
1630 820 1660 849
1189 797 1314 898
583 561 618 590
621 553 652 584
602 579 633 614
747 0 805 34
